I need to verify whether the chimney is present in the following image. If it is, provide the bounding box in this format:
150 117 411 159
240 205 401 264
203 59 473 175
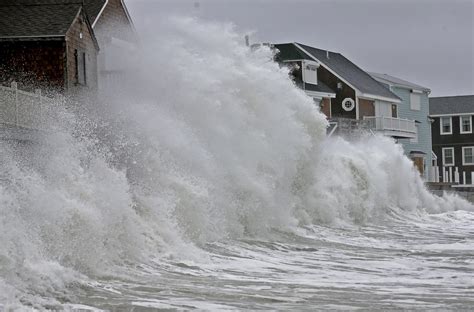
326 50 329 59
245 35 250 47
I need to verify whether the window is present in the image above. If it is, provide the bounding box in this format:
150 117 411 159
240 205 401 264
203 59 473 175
410 92 421 110
411 124 419 143
460 115 472 134
391 104 397 118
302 60 318 85
462 147 474 165
440 116 452 135
442 147 455 166
75 49 87 85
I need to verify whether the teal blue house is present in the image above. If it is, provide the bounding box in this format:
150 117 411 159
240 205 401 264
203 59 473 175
371 73 433 180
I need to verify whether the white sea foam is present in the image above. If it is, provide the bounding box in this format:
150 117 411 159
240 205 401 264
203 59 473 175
0 16 472 309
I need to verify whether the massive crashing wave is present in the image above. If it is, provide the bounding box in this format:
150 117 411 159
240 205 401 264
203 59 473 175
0 17 471 308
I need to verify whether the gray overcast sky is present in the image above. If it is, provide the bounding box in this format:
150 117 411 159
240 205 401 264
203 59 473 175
127 0 474 97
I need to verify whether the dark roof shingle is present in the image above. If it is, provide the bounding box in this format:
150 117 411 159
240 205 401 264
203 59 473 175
0 0 106 38
429 95 474 115
0 2 82 38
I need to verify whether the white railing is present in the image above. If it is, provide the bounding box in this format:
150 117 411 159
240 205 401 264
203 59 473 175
363 116 416 134
0 82 57 130
431 165 474 185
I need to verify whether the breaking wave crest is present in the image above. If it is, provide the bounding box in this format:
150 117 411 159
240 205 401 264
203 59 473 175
0 17 472 308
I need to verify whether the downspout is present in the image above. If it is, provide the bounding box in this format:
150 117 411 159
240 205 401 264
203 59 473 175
64 40 69 92
355 91 360 120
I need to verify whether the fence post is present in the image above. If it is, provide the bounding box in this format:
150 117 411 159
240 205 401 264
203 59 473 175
35 89 42 129
11 81 18 126
454 167 460 183
449 167 453 183
471 172 474 185
463 172 466 185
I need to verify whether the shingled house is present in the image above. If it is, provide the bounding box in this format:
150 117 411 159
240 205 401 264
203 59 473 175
0 0 135 93
273 42 418 140
430 95 474 184
0 1 99 93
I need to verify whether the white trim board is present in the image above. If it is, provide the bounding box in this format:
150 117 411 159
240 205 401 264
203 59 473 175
359 93 401 104
92 0 109 28
430 113 474 117
305 90 336 99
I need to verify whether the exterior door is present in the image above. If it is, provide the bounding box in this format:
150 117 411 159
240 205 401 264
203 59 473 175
412 157 425 176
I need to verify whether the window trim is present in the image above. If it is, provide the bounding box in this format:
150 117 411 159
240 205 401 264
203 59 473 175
459 115 472 134
462 146 474 166
442 147 455 166
440 116 452 135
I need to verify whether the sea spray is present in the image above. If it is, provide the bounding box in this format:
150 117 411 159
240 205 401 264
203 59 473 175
0 16 472 309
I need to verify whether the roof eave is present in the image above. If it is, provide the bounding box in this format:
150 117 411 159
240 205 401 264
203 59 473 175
359 93 402 104
0 35 65 41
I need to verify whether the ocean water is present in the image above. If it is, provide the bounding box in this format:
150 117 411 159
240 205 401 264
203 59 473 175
0 17 473 311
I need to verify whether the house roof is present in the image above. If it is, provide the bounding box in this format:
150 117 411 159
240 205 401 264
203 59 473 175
292 43 400 102
0 0 107 32
298 81 335 95
370 72 430 93
83 0 107 25
429 95 474 115
0 1 83 38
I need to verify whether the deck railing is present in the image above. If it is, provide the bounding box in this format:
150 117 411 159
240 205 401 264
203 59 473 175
363 116 416 135
0 82 58 130
431 165 474 185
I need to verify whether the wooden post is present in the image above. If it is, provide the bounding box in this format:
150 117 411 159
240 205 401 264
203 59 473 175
463 172 467 185
454 167 460 183
449 167 453 183
471 172 474 185
35 89 41 129
11 81 18 126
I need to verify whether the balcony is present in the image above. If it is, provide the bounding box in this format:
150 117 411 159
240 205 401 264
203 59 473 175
363 116 416 139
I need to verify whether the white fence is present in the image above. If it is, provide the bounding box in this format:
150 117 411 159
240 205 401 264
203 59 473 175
363 116 416 135
0 82 58 130
431 165 474 186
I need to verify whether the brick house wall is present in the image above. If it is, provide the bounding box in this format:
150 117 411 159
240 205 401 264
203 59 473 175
359 98 375 119
320 97 331 117
0 40 66 93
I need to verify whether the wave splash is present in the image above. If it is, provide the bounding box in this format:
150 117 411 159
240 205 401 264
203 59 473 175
0 17 472 308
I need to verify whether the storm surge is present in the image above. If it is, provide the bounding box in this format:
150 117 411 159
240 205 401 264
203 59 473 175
0 17 472 309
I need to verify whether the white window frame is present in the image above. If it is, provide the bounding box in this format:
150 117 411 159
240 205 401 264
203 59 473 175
410 92 421 111
459 115 472 134
440 116 452 135
442 147 455 166
302 60 319 85
462 146 474 165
